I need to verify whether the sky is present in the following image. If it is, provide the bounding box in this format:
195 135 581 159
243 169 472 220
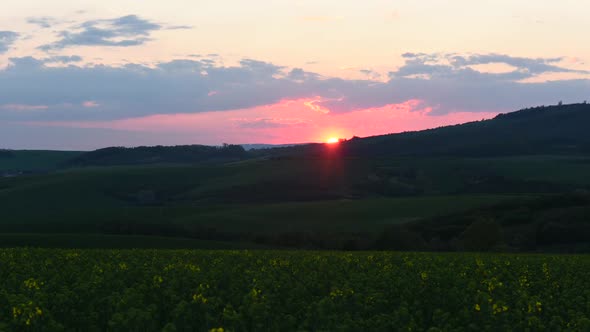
1 0 590 150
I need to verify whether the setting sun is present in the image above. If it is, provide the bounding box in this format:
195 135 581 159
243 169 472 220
326 137 340 144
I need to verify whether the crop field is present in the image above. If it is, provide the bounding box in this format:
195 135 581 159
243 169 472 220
0 160 518 232
1 249 589 331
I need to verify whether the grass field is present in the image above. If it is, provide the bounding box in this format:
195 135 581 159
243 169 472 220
0 157 534 226
0 154 587 248
0 192 519 232
182 195 522 232
1 248 589 331
471 155 590 186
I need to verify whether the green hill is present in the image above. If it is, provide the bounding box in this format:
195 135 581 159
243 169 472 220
353 103 590 156
265 103 590 159
2 104 590 250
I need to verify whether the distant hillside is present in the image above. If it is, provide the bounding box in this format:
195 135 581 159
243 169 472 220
0 150 82 173
270 103 590 158
350 103 590 156
6 103 590 168
68 103 590 167
66 144 247 167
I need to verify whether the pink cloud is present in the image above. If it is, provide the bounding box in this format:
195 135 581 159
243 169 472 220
23 98 499 145
82 101 100 108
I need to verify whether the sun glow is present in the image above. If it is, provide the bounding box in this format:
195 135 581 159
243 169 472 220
326 137 339 144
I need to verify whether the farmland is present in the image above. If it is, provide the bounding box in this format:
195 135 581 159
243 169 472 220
1 153 589 251
1 248 589 331
3 0 590 328
1 105 590 330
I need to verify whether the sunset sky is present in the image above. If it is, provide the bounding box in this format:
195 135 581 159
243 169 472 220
1 0 590 149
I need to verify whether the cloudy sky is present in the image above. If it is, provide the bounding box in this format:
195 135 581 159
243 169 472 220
1 0 590 150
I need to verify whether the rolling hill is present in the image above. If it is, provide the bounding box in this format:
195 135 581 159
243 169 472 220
4 103 589 169
1 103 590 251
265 103 590 159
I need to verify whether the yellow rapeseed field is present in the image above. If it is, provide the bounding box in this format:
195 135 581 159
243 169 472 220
0 249 589 331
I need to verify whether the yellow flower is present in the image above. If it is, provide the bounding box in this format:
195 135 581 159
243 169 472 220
185 264 200 272
330 288 354 299
250 288 261 298
24 278 41 290
209 328 224 332
474 304 481 311
192 293 208 304
475 258 484 267
12 306 22 318
492 303 507 314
